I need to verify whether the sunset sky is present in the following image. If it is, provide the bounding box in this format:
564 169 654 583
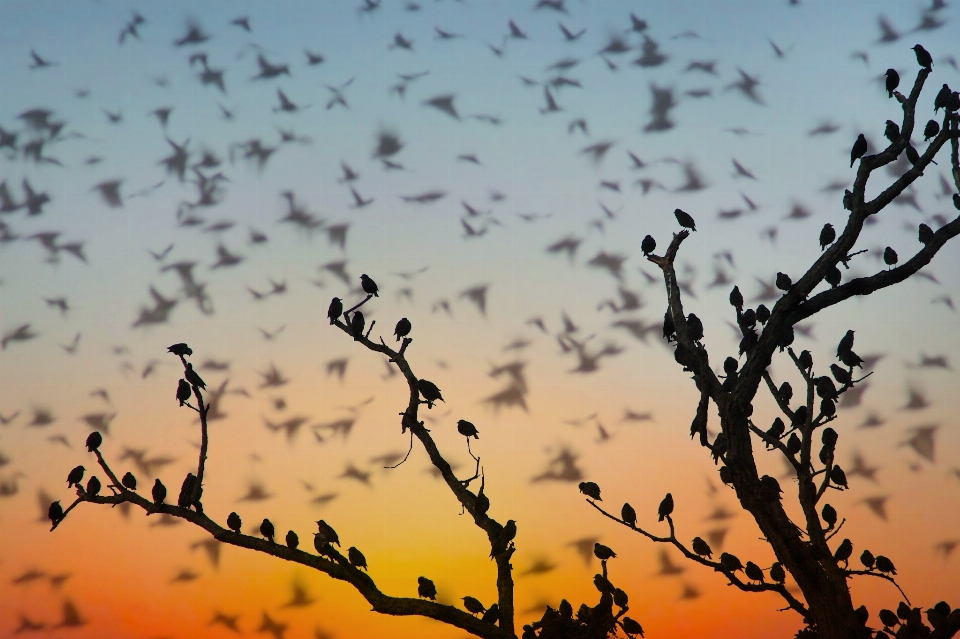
1 1 959 638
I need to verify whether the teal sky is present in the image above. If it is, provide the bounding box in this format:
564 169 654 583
1 1 958 638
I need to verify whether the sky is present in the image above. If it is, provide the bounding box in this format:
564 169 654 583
1 1 959 638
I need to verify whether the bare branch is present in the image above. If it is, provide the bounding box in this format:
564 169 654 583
586 499 809 617
844 569 911 606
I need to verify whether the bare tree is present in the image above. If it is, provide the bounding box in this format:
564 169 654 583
582 57 960 639
49 303 643 639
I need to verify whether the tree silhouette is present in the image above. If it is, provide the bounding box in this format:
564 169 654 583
580 57 960 639
42 47 960 639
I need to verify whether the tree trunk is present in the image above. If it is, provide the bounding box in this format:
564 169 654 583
723 408 865 639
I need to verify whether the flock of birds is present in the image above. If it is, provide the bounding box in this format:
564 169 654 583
2 1 959 638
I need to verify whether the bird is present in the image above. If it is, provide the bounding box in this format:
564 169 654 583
316 520 340 546
912 44 933 68
675 208 696 231
719 552 744 572
851 134 868 167
417 576 437 599
121 472 137 491
168 343 192 357
182 363 206 390
176 379 191 406
692 537 713 558
658 493 674 521
820 223 836 250
641 235 656 256
394 317 411 341
417 379 444 405
360 274 379 297
745 561 765 583
226 512 242 533
883 247 898 267
48 500 64 525
328 298 343 324
578 481 601 500
152 479 167 505
924 120 940 141
67 465 85 488
594 543 617 560
875 555 896 575
885 68 900 97
348 547 367 570
85 431 102 452
457 419 479 439
621 503 637 527
260 518 275 543
462 596 485 615
776 272 792 292
286 530 299 549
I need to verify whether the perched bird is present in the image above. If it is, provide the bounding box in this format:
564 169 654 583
825 266 842 288
328 297 343 324
286 530 299 549
48 500 64 525
462 596 485 615
729 286 743 310
152 478 167 505
176 379 191 406
641 235 656 256
752 303 769 324
621 503 637 528
674 208 697 231
822 503 838 528
934 83 951 113
578 481 602 500
482 604 501 625
350 311 365 340
745 561 764 583
622 617 644 637
834 538 853 565
316 520 340 546
594 543 617 560
121 472 137 491
348 546 367 570
168 343 192 356
457 419 479 439
658 493 674 521
770 562 786 583
912 44 933 68
692 536 712 558
184 363 206 389
86 431 102 452
394 317 411 341
884 120 900 143
719 552 743 572
686 314 704 342
875 555 896 575
227 512 242 533
830 465 848 489
360 274 379 297
260 518 275 543
776 272 792 292
851 134 868 167
67 465 85 488
883 247 898 267
860 549 875 569
417 576 437 599
819 224 836 250
417 379 444 405
918 223 934 245
885 68 900 97
924 120 940 141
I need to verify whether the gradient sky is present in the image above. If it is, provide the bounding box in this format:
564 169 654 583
1 1 959 638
